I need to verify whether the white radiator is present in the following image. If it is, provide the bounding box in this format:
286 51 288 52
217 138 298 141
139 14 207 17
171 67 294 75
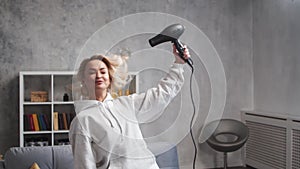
242 111 300 169
292 128 300 169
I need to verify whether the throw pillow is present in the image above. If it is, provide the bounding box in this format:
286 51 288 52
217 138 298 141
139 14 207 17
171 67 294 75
29 162 40 169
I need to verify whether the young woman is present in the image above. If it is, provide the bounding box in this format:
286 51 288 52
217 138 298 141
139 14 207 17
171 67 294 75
69 45 190 169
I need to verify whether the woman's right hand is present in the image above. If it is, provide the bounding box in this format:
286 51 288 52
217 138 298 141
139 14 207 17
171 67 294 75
173 44 191 64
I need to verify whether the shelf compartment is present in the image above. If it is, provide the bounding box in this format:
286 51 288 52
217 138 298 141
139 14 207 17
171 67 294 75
23 74 52 102
24 133 51 147
53 74 74 102
53 104 76 131
23 105 51 132
54 133 70 145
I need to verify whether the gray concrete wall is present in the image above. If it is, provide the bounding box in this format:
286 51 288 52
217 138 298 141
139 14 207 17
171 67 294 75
0 0 252 168
253 0 300 116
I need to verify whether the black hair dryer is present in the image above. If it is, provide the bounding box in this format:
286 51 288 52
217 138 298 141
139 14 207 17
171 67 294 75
149 23 193 68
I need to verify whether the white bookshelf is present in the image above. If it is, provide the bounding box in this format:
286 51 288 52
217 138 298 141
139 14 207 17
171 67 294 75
19 71 75 147
19 71 138 147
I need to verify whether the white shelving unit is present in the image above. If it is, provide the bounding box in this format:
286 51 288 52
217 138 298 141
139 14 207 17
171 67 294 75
19 71 76 147
19 71 138 147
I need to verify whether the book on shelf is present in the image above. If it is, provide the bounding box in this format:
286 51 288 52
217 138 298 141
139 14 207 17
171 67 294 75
62 113 68 130
24 114 32 131
66 113 71 128
53 112 59 131
24 113 50 131
42 114 50 130
37 114 44 130
58 113 63 130
32 114 40 131
53 112 75 131
29 114 35 131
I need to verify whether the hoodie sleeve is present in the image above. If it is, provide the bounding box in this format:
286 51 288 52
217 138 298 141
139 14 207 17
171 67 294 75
69 118 97 169
70 134 98 169
131 63 185 122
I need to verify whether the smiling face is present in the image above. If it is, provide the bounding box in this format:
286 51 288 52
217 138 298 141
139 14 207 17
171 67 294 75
82 59 111 99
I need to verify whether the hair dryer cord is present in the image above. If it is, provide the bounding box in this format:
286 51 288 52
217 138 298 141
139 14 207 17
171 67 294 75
189 65 197 169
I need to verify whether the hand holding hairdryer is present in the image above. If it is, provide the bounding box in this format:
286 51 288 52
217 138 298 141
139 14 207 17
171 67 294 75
149 24 193 68
172 44 190 64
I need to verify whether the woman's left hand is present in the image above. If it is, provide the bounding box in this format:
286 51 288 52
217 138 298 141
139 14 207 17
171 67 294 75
173 44 191 64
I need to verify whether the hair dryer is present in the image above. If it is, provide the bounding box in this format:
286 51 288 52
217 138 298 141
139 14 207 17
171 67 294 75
149 24 193 68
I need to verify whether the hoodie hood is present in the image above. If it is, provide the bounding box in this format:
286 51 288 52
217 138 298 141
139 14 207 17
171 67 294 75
74 93 114 114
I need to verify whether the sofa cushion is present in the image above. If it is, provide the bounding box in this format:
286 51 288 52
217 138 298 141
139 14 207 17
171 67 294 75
4 142 179 169
0 161 4 169
52 145 74 169
148 142 179 169
4 146 53 169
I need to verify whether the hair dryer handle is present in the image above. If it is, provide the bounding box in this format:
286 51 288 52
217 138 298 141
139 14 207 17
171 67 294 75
173 40 193 68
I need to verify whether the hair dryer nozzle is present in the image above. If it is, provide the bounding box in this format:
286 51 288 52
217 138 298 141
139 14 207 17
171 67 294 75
149 24 185 47
149 34 171 47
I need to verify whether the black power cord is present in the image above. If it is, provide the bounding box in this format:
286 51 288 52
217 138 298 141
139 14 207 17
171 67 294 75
188 64 197 169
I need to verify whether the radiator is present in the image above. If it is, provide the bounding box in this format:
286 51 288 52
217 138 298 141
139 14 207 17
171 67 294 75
242 111 300 169
292 126 300 169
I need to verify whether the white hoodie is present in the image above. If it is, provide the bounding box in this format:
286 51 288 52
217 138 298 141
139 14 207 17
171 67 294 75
69 63 185 169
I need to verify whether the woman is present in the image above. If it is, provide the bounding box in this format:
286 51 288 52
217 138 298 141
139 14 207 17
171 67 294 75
69 45 190 169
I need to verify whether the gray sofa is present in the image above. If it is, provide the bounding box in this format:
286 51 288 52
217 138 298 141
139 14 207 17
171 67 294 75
1 142 179 169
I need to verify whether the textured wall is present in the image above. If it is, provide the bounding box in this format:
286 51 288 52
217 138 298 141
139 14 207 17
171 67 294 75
253 0 300 116
0 0 252 168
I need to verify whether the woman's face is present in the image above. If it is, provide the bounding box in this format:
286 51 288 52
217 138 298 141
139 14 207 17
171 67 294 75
83 59 111 95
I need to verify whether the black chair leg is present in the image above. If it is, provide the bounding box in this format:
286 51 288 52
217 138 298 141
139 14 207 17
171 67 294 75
224 152 227 169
